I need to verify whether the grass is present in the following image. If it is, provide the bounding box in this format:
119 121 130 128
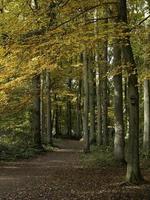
0 143 53 161
80 143 150 170
80 144 116 167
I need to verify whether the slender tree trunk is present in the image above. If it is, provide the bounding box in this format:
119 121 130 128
102 40 109 145
51 108 55 134
31 0 42 149
96 58 103 146
59 105 62 136
143 80 150 155
66 79 72 137
89 57 96 143
113 44 125 162
119 0 143 183
46 72 53 145
83 51 90 152
94 8 102 145
143 1 150 156
40 72 45 139
54 95 59 137
124 78 129 137
76 80 82 138
55 104 59 137
32 75 42 148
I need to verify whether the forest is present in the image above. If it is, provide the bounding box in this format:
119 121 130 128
0 0 150 199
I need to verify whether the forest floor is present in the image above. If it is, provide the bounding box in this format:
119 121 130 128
0 139 150 200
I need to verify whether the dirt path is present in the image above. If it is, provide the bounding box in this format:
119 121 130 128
0 139 150 200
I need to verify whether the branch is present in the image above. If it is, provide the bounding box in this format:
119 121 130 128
85 16 118 25
61 0 70 8
20 1 118 41
138 14 150 25
130 14 150 32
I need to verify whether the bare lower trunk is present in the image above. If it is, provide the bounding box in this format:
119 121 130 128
96 58 102 146
89 61 96 143
94 9 102 145
66 79 72 137
102 41 108 145
32 75 42 148
40 72 45 140
119 0 143 183
76 80 82 138
126 69 142 183
143 80 150 155
46 72 53 145
113 74 125 162
113 43 125 162
124 78 129 137
83 51 90 152
55 95 60 137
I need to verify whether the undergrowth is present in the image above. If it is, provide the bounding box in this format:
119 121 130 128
0 144 41 161
81 145 115 167
0 131 53 161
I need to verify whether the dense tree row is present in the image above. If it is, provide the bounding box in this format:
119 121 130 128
0 0 150 184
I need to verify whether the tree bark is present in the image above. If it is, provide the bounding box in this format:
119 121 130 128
143 80 150 155
66 79 72 137
83 51 90 152
102 40 109 145
89 57 96 143
32 75 42 148
40 72 44 137
46 71 53 145
76 80 82 138
124 78 129 137
55 95 60 137
119 0 143 183
94 8 103 146
96 57 103 146
113 43 125 163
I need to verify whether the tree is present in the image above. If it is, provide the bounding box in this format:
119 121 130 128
143 80 150 155
143 0 150 156
102 40 109 145
89 54 96 143
66 79 72 137
31 0 42 148
32 75 42 148
83 51 90 152
113 4 125 163
46 71 53 145
113 48 125 163
76 80 82 138
119 0 143 183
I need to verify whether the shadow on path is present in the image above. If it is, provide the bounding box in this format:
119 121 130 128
0 139 150 200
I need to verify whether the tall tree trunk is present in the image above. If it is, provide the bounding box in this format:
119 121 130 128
76 80 82 138
102 40 109 145
46 71 53 145
40 71 46 144
66 79 72 137
124 78 129 137
55 104 59 137
94 8 102 145
89 57 96 143
96 57 103 146
55 95 59 137
143 0 150 156
119 0 143 183
113 43 125 162
143 80 150 155
31 0 42 149
83 51 90 152
59 105 62 136
32 75 42 148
